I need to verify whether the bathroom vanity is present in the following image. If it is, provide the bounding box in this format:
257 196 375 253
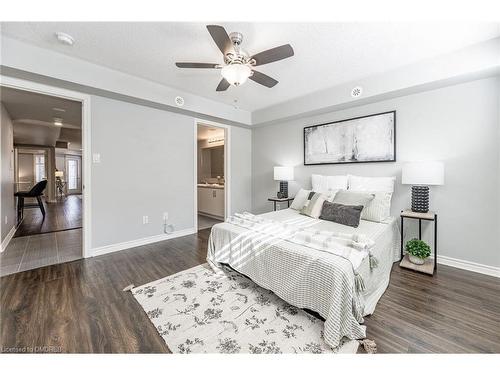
197 184 224 219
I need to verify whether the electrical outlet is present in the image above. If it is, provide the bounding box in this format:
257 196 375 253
142 215 149 224
4 216 7 225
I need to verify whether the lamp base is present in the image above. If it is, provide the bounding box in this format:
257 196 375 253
278 181 289 199
411 185 429 213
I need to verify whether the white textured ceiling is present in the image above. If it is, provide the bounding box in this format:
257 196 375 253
1 87 82 147
1 22 499 111
1 87 82 127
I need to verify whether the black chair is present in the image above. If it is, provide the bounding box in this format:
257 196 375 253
15 180 48 223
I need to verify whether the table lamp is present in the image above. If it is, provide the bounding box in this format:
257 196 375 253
402 161 444 213
273 166 294 198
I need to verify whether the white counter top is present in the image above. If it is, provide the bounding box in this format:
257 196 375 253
197 183 224 190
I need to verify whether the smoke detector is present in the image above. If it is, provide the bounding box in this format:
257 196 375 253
351 86 363 98
55 32 74 46
174 96 185 107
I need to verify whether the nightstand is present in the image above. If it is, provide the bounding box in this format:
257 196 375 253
268 197 294 211
400 210 437 275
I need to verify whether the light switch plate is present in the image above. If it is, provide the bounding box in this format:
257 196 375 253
92 153 101 163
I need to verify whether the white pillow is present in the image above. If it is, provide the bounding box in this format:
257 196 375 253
348 175 395 192
360 191 393 222
311 174 348 193
290 189 312 210
347 176 396 222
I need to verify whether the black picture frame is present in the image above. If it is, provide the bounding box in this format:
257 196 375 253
303 110 396 165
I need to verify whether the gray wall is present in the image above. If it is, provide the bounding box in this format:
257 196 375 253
90 95 252 249
252 77 500 268
231 125 252 215
91 95 195 248
0 104 16 242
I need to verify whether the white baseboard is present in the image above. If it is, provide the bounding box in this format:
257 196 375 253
0 225 17 253
437 255 500 278
91 228 197 257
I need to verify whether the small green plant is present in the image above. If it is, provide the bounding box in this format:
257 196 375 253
405 238 431 259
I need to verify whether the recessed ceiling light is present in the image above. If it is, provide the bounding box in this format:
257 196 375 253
53 118 63 126
53 107 66 112
55 32 74 46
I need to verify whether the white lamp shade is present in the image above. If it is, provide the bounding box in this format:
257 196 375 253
274 166 294 181
402 161 444 185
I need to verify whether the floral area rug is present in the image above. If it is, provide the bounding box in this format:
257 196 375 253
132 264 359 354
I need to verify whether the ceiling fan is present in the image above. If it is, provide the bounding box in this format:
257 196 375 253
175 25 294 91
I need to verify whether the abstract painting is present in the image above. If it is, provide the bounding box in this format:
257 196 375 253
304 111 396 165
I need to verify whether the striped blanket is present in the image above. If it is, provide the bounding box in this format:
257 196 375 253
227 212 378 275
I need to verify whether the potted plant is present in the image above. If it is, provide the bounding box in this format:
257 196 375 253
405 238 431 265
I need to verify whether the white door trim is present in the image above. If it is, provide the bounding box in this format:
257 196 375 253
0 75 92 258
193 119 231 232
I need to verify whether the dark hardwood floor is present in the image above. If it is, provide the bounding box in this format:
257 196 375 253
1 228 499 353
14 195 82 238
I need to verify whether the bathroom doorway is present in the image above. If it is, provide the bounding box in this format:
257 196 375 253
196 122 228 231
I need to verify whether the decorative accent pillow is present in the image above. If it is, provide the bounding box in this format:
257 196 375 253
360 191 393 222
332 190 375 209
300 192 327 219
347 175 395 222
348 175 396 193
290 188 312 210
311 174 348 194
319 202 364 228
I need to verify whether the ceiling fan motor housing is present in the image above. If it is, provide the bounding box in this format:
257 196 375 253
229 32 243 45
224 32 254 66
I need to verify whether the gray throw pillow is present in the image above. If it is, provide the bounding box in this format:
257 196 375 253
319 202 364 228
332 190 375 211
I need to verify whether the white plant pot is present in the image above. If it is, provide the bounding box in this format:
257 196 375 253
409 254 425 265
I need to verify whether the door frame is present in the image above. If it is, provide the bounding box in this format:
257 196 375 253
193 119 231 231
1 75 92 258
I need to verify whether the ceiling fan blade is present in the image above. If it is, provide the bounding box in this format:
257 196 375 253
251 44 294 66
249 70 278 88
175 62 220 69
216 78 231 91
206 25 234 55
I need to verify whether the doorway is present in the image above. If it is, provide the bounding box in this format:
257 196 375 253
195 121 230 231
0 80 89 276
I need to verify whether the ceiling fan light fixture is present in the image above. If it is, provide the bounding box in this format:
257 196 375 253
221 64 251 86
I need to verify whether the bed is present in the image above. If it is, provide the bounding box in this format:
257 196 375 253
206 208 400 349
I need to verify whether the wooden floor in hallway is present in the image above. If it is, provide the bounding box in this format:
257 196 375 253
1 229 499 353
14 195 82 238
